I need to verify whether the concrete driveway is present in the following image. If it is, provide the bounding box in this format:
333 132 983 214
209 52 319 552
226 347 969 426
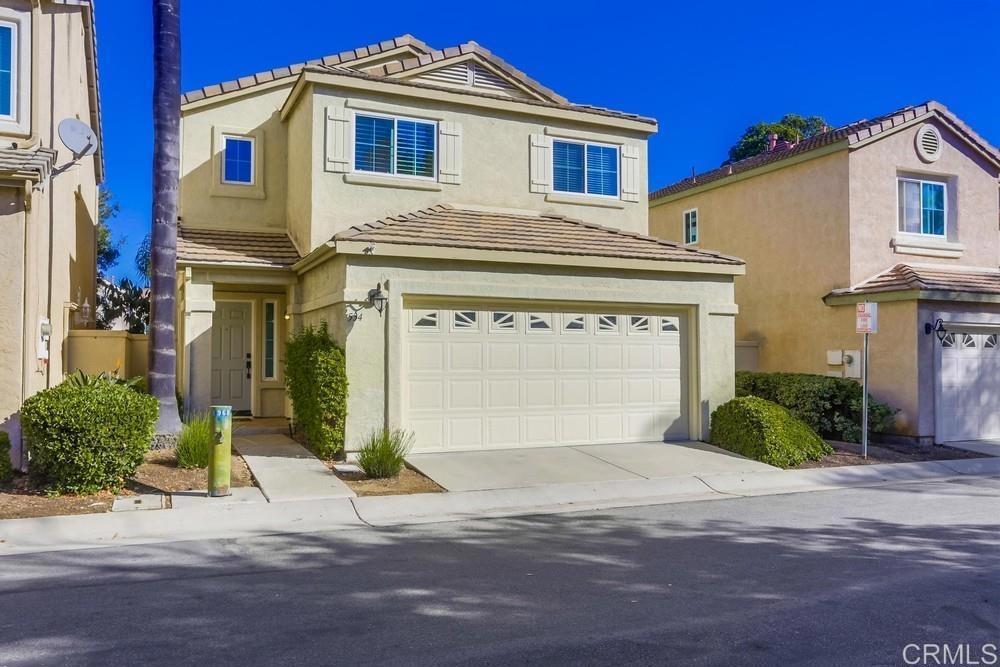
406 441 776 492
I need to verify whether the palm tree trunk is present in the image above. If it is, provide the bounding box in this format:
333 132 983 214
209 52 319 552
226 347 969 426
148 0 182 435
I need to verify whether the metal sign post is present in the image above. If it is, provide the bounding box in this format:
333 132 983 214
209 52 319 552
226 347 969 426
209 405 233 497
855 303 878 459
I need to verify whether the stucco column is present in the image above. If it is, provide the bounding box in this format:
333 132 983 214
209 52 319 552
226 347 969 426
700 305 738 440
182 271 215 418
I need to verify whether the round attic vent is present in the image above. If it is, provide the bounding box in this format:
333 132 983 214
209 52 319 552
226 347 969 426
915 124 942 162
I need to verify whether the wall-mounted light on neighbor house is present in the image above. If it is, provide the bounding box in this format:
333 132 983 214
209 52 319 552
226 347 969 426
924 318 947 342
367 282 388 315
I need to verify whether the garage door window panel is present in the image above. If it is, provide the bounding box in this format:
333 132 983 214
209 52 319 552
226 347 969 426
562 314 587 333
490 311 516 333
527 313 553 333
597 315 620 334
451 310 480 332
411 310 440 331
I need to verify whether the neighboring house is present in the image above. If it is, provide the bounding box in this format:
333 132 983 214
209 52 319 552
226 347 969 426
648 101 1000 445
0 0 103 465
176 34 744 454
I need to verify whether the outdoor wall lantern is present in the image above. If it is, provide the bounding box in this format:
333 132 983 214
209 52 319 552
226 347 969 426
367 282 388 315
924 318 947 342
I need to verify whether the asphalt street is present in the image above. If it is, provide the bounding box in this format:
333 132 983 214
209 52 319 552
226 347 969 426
1 476 999 666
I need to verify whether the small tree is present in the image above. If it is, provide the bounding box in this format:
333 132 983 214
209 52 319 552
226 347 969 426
727 113 828 162
285 322 348 458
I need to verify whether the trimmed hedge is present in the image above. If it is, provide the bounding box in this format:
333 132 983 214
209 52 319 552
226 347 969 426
736 371 896 443
285 322 348 459
710 396 832 468
0 431 13 484
21 380 158 493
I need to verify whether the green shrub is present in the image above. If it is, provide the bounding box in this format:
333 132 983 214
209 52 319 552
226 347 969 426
21 380 158 493
66 368 145 392
0 431 13 484
710 396 832 468
356 427 413 479
736 371 896 443
176 413 214 468
285 322 348 459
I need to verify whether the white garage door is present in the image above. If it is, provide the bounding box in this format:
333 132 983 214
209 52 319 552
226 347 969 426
938 332 1000 442
403 306 688 452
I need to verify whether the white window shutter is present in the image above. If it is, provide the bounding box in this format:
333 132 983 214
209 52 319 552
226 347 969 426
529 133 552 193
438 121 463 184
621 144 640 202
325 106 350 173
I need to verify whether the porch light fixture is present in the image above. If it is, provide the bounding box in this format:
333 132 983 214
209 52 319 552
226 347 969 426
924 318 947 342
367 282 388 315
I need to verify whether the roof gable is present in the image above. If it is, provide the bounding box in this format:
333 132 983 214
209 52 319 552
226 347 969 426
651 101 1000 202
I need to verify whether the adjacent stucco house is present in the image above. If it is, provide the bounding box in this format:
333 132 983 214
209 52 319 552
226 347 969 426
648 101 1000 445
0 0 103 466
176 34 744 454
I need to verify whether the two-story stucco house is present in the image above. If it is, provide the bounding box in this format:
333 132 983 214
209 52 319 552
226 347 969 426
176 34 744 454
649 101 1000 446
0 0 102 467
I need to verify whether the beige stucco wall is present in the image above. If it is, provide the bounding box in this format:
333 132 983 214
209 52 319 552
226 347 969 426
179 83 293 232
1 2 100 464
848 119 1000 283
296 254 737 452
650 151 853 376
66 331 149 380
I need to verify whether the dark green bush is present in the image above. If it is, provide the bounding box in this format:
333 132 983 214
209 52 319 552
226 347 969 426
21 381 158 493
176 413 213 468
285 322 348 459
710 396 832 468
356 428 413 479
0 431 13 484
736 371 896 443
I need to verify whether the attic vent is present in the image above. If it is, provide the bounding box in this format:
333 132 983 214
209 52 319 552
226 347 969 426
417 63 472 87
915 124 942 163
472 64 512 92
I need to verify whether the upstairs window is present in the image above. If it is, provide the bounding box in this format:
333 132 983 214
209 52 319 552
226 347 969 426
354 114 436 179
0 22 14 118
684 208 699 244
553 140 618 197
222 135 254 185
898 178 945 236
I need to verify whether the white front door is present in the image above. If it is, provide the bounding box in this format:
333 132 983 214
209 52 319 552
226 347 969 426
211 301 252 414
937 332 1000 442
403 306 688 453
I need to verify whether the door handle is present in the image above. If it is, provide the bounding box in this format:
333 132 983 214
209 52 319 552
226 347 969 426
246 353 252 379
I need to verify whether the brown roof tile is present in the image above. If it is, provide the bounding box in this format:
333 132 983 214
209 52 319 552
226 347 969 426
177 226 300 268
651 101 1000 200
827 263 1000 299
334 204 741 266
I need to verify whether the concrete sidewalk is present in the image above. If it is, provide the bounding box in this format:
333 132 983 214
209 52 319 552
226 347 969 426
233 433 355 502
3 455 999 556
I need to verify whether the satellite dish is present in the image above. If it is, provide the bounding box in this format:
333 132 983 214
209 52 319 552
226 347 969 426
58 118 98 158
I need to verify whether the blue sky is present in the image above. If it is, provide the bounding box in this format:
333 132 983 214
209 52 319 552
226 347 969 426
96 0 1000 280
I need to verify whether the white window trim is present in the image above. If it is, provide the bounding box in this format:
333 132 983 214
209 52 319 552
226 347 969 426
262 299 278 381
0 8 29 136
551 138 621 199
350 110 439 183
220 134 256 186
210 125 265 200
683 208 699 245
896 177 948 238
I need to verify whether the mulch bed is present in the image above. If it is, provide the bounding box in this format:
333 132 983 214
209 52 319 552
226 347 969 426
0 448 255 520
327 463 444 497
794 440 985 469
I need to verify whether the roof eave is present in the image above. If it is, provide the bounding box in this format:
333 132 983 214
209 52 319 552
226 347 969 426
823 288 1000 306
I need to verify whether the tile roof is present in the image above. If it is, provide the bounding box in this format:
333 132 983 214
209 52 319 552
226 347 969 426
651 101 1000 200
181 34 654 126
334 204 742 265
177 226 300 268
0 147 57 182
827 263 1000 299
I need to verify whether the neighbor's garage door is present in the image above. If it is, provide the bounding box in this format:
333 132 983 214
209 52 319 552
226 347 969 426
403 306 688 452
938 332 1000 442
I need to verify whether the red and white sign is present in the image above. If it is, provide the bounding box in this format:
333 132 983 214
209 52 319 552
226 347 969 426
856 302 878 334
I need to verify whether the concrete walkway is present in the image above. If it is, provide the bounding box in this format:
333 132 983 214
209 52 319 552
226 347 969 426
947 439 1000 456
406 441 775 492
233 433 355 502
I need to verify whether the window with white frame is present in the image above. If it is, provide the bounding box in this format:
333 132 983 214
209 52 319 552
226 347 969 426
263 301 277 380
222 135 254 185
552 139 618 197
683 208 698 244
354 113 436 178
898 177 946 236
0 21 15 119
